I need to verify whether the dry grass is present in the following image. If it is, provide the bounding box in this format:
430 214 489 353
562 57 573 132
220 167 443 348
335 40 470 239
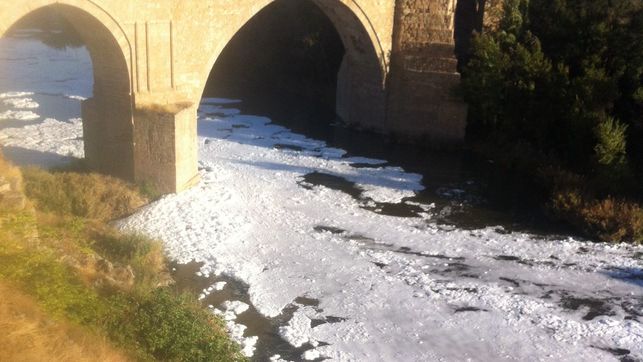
544 167 643 244
551 190 643 244
0 282 131 362
0 151 22 191
0 150 29 213
0 150 20 177
21 167 146 221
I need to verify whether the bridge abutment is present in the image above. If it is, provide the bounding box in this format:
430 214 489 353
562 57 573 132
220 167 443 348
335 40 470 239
336 54 388 131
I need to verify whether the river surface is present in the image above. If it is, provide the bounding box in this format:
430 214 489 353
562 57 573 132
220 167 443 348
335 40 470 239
1 29 642 362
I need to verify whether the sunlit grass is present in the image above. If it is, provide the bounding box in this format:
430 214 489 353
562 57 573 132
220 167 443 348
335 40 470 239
0 281 130 362
0 153 246 361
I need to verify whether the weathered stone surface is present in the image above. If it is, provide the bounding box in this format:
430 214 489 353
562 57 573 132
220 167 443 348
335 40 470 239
0 0 468 192
389 0 467 148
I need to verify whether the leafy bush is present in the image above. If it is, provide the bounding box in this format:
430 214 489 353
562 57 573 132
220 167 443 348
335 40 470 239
464 0 642 175
594 117 628 167
106 289 245 362
91 228 168 292
540 167 643 243
551 190 643 243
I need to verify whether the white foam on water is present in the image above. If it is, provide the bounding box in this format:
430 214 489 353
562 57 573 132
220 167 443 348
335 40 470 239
0 91 34 98
3 97 39 109
0 110 40 121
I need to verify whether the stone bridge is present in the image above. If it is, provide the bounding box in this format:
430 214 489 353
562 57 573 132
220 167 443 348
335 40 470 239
0 0 466 193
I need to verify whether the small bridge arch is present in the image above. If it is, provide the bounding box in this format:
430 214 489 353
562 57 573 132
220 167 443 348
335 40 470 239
0 0 135 180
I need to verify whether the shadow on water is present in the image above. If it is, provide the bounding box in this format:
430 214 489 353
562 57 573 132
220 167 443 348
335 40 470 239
603 267 643 288
215 93 578 239
0 146 79 168
297 172 427 218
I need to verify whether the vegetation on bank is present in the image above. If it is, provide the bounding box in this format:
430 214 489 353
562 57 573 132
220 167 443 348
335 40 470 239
461 0 643 243
0 154 245 361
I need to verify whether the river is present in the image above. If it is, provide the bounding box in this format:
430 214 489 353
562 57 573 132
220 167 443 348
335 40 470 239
1 28 642 362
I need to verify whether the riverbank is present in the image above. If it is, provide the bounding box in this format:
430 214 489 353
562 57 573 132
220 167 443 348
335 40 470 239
0 153 245 361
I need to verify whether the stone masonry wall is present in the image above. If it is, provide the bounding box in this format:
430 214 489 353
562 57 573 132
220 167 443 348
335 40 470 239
387 0 467 146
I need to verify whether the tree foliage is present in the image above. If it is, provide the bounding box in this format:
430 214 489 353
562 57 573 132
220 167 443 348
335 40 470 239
460 0 643 242
462 0 643 181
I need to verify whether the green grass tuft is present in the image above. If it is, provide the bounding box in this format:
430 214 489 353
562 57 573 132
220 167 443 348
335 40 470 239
107 289 245 362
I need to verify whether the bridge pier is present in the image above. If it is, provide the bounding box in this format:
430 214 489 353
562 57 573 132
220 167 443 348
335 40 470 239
81 97 135 181
131 102 200 194
336 54 387 131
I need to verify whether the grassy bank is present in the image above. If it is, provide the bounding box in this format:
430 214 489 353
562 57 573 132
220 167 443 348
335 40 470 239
0 154 245 361
0 281 130 362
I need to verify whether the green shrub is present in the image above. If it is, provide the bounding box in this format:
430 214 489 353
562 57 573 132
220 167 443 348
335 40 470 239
91 229 167 292
463 0 643 171
106 289 245 362
0 239 106 325
461 0 643 242
138 181 162 201
594 117 628 167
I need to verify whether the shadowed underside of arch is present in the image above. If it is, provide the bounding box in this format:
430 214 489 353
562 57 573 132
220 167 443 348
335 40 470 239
310 0 387 128
200 0 388 129
0 1 134 180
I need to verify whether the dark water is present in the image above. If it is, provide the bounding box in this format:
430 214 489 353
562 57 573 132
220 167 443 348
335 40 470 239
221 93 577 240
171 261 326 361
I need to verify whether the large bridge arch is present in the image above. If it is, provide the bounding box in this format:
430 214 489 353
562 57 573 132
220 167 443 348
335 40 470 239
196 0 389 129
0 0 135 180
